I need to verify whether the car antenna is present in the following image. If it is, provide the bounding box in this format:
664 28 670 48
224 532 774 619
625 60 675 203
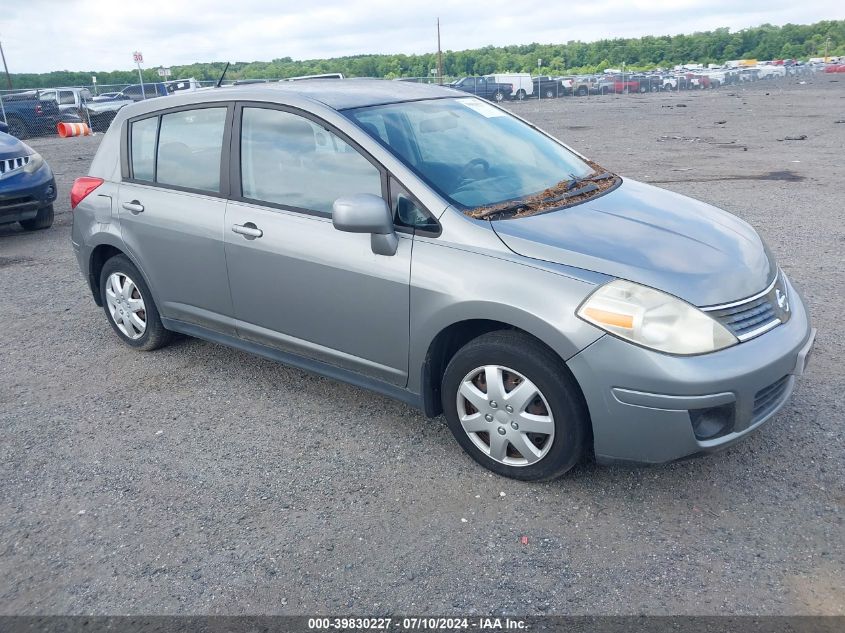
216 62 230 88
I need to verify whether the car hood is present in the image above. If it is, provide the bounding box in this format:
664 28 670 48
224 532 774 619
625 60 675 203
491 178 776 306
0 132 30 160
86 99 131 113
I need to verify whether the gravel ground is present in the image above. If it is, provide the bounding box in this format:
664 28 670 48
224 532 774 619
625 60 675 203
0 76 843 616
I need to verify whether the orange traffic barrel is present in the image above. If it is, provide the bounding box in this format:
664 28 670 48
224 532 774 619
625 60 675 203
57 122 92 137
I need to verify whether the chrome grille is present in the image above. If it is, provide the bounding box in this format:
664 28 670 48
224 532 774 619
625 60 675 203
0 155 30 177
752 375 790 420
703 272 791 341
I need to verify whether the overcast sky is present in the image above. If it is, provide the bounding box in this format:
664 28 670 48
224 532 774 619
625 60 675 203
2 0 842 73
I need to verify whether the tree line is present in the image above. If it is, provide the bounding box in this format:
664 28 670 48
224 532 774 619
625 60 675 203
6 19 844 90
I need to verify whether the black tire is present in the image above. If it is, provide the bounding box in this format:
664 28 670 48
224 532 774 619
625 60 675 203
515 89 526 100
99 254 172 351
92 111 115 132
544 88 555 98
576 86 587 96
19 204 53 231
441 330 588 481
6 116 28 139
493 91 505 102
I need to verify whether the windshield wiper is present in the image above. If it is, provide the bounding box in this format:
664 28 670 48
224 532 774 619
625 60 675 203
467 171 617 221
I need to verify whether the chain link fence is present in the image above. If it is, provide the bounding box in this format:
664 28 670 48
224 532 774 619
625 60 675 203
0 63 825 140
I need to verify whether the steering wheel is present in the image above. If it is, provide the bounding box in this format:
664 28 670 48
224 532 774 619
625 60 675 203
456 158 491 183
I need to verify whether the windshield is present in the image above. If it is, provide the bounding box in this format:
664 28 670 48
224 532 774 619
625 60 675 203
345 98 609 217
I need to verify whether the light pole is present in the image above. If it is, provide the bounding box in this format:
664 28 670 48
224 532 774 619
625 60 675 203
538 58 542 101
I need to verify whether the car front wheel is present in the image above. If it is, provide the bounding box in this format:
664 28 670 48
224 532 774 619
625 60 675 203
100 255 172 351
19 204 53 231
441 331 587 481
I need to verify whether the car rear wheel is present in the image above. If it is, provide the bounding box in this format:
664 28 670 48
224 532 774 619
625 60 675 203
515 89 527 100
493 91 505 102
100 255 172 351
576 86 587 96
441 330 587 481
544 88 555 98
19 204 53 231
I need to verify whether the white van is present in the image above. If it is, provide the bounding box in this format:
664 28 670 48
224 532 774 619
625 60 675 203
485 73 534 100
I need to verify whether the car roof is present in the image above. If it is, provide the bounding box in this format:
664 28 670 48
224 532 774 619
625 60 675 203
115 79 465 122
238 79 460 110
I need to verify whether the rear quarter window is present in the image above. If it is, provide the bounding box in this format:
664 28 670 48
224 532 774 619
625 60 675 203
131 117 158 182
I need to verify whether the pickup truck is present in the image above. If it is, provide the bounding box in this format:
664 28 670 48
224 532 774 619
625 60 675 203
85 82 169 131
1 90 82 139
597 75 641 94
533 76 570 98
449 77 513 102
38 87 93 118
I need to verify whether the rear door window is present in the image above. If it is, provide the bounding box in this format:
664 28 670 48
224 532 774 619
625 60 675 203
156 108 227 192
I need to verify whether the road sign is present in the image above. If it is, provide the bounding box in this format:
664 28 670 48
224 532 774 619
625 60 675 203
133 51 143 64
157 67 172 78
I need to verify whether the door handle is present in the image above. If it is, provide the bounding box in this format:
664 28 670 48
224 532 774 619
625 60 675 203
232 222 263 239
122 201 144 214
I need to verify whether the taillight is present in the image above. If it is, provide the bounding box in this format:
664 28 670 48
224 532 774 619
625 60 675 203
70 176 104 209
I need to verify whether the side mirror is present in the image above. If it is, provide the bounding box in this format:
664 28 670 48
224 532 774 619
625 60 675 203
332 194 398 256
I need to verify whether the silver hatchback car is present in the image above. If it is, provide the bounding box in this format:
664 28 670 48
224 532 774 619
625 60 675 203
71 80 815 480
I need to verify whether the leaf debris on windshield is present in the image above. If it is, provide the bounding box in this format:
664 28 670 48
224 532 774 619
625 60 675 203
467 162 618 221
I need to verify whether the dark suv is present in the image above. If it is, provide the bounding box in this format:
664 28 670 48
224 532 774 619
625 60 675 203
0 130 57 230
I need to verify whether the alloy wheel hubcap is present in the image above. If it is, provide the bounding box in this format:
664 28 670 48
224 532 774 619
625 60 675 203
105 272 146 339
456 365 555 466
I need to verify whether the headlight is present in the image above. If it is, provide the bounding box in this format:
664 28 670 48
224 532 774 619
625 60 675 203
577 279 738 355
23 152 45 174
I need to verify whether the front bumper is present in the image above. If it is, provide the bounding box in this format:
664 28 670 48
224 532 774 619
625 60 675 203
567 274 815 464
0 165 57 224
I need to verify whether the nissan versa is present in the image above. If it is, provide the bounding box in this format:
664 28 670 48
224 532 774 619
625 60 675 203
70 80 815 480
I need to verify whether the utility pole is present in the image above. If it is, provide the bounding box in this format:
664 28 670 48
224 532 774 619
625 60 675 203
436 18 444 85
0 40 13 90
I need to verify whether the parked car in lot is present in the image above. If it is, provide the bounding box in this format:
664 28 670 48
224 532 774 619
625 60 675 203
0 130 56 230
449 76 513 101
1 90 82 139
485 73 533 100
71 80 815 480
38 87 93 118
570 76 595 96
632 74 663 92
86 82 170 131
91 82 169 103
165 78 201 93
533 75 570 98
